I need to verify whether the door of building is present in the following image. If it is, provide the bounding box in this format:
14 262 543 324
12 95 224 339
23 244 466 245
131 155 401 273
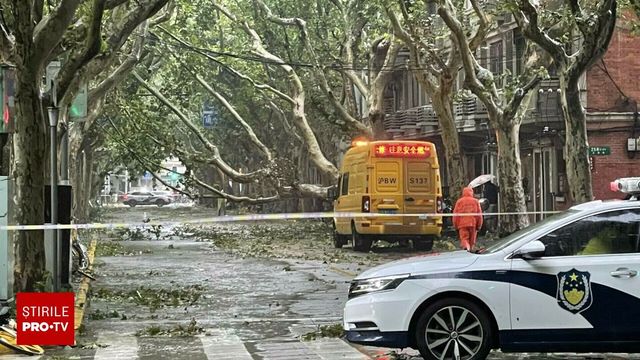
533 148 555 222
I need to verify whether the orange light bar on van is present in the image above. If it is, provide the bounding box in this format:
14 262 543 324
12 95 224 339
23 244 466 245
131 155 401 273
351 137 369 147
374 143 431 158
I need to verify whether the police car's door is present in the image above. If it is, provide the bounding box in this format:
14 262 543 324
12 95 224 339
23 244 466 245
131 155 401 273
508 208 640 350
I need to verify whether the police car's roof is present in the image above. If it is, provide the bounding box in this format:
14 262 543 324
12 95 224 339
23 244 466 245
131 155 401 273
570 199 640 212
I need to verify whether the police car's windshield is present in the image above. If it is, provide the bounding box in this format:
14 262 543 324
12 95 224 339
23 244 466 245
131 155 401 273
480 210 579 254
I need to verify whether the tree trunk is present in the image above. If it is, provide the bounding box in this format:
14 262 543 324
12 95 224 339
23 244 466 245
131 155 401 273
290 97 339 181
12 70 46 291
71 146 91 223
368 85 388 140
560 74 593 204
495 122 529 235
431 88 466 199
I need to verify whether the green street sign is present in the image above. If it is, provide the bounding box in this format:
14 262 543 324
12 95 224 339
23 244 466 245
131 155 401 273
69 84 87 118
589 146 610 156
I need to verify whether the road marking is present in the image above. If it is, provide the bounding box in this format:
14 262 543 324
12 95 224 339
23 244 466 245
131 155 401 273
328 265 357 278
253 339 370 360
200 335 252 360
94 333 138 360
304 339 371 359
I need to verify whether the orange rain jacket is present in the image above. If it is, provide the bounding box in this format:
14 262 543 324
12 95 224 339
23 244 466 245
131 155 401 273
453 187 483 230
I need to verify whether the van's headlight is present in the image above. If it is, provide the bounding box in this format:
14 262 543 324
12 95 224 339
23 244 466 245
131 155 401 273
348 274 410 299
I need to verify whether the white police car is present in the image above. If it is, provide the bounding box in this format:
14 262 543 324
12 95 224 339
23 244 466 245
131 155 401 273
344 178 640 359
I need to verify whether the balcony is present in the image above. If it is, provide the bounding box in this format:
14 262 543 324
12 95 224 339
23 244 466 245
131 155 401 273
531 78 562 124
384 96 489 138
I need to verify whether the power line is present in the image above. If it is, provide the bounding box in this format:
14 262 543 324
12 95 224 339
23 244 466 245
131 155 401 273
147 33 531 74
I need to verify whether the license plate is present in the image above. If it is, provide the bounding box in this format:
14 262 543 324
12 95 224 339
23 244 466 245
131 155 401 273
379 209 397 214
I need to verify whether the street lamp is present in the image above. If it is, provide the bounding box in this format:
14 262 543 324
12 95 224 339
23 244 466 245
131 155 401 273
47 106 59 291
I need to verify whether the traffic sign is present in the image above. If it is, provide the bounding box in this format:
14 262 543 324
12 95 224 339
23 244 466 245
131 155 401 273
589 146 610 156
202 101 217 128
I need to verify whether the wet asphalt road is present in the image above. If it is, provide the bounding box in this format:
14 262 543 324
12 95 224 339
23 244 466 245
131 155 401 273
32 205 640 359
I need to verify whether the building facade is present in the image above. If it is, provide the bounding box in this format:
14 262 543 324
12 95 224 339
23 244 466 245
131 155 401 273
381 16 640 221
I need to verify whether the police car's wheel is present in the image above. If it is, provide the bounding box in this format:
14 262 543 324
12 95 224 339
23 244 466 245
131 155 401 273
416 298 492 360
351 223 372 252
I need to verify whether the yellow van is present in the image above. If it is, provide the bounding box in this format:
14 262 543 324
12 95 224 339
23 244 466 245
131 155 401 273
331 140 443 252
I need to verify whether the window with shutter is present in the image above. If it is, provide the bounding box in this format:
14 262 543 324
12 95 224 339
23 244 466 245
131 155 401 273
505 31 514 79
514 31 526 76
480 44 488 70
489 41 503 87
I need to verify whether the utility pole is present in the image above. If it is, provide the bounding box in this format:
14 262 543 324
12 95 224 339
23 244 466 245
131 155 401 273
47 106 60 292
60 124 69 185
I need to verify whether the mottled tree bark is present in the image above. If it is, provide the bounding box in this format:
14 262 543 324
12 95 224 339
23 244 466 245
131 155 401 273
12 69 46 291
495 122 529 234
560 75 593 203
431 89 466 199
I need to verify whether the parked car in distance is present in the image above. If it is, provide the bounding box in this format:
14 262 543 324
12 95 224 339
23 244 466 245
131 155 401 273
122 191 172 207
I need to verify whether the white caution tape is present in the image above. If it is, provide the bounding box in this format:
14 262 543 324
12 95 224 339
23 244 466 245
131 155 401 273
0 210 561 231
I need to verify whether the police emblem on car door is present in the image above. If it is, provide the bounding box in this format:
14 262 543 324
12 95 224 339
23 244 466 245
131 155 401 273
557 269 593 314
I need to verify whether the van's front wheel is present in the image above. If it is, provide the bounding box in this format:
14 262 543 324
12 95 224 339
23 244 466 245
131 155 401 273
351 223 372 252
414 236 434 251
333 231 348 249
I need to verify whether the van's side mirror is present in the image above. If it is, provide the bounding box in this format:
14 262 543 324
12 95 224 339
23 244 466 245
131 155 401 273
327 185 338 201
513 240 546 260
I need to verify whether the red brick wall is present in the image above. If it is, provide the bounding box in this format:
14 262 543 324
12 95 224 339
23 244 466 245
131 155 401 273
585 18 640 202
588 125 640 200
587 26 640 112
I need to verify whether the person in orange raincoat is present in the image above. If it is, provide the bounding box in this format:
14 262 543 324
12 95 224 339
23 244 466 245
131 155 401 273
453 187 483 251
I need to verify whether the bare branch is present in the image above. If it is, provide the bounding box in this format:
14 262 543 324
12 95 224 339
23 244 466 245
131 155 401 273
59 0 169 107
468 0 489 51
438 0 500 119
133 71 269 183
194 74 274 161
566 0 590 38
569 0 616 77
513 0 567 65
106 0 129 9
56 0 107 104
372 37 401 89
31 0 44 24
254 1 370 135
157 26 295 104
504 75 542 120
213 1 339 180
89 22 148 102
33 0 83 66
191 176 280 204
340 70 369 100
150 0 176 26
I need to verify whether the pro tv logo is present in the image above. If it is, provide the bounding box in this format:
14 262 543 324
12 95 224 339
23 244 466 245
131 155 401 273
16 292 74 345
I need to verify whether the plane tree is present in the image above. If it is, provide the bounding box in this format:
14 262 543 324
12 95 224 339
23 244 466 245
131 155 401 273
512 0 618 204
0 0 170 290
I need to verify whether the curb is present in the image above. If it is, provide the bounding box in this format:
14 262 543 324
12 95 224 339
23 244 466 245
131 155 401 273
74 238 97 331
